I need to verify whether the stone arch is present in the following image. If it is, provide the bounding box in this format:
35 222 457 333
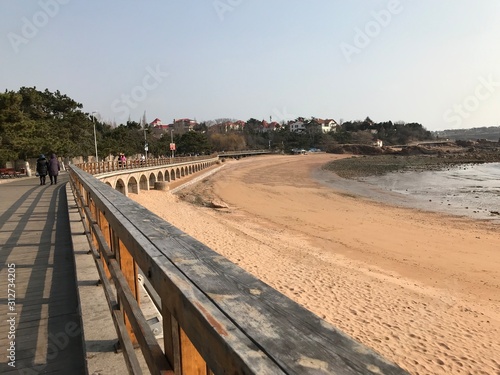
176 168 181 179
105 182 112 187
181 167 185 177
148 173 157 189
128 176 139 195
139 174 148 192
165 170 170 182
116 179 126 195
170 169 175 181
157 171 164 182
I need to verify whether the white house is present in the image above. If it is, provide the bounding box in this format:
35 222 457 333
289 121 306 133
315 118 339 133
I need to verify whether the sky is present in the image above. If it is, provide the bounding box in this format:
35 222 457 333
1 0 500 131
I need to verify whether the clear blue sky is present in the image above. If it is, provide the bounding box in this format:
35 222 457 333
1 1 499 130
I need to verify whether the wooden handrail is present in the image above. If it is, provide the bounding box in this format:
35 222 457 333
68 164 409 375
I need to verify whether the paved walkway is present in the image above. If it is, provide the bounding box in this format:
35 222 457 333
0 173 87 374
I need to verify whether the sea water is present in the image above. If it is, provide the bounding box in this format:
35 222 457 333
314 163 500 222
361 163 500 222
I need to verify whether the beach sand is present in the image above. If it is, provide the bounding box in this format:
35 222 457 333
131 154 500 375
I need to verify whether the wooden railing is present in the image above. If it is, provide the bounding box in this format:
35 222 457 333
68 164 409 375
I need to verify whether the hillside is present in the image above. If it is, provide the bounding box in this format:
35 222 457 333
434 126 500 141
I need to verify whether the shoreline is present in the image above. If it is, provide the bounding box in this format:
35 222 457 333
323 152 500 179
131 154 500 375
314 161 500 223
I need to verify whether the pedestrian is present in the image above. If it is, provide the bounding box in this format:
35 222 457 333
48 153 61 185
36 154 49 185
118 152 125 168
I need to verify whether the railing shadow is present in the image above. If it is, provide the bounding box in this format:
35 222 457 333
0 177 86 374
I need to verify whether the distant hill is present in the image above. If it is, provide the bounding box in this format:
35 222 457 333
434 126 500 141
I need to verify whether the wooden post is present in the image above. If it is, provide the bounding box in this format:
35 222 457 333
163 299 208 375
116 237 139 346
180 328 207 375
162 307 179 374
99 211 113 280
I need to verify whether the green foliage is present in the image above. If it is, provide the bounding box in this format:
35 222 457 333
0 86 435 167
177 132 211 155
340 119 431 145
209 133 246 151
0 87 93 165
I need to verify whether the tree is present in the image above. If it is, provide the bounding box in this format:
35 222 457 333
0 87 93 165
209 133 246 151
351 130 374 145
177 132 211 155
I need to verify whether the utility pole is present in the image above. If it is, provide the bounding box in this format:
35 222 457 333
144 126 148 160
170 129 175 160
143 111 148 160
91 111 98 162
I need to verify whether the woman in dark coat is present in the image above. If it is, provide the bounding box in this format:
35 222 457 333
36 154 49 185
48 154 61 185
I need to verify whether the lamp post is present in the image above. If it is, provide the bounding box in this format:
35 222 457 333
170 129 174 160
91 111 98 163
144 126 148 160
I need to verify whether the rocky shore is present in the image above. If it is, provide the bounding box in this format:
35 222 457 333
325 141 500 179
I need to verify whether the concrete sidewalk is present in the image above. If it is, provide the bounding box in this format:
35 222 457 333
0 172 166 374
0 173 87 374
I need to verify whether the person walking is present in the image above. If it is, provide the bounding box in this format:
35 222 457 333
36 154 49 185
48 153 61 185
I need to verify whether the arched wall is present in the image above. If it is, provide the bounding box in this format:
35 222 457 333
128 176 139 194
98 159 218 197
116 179 126 195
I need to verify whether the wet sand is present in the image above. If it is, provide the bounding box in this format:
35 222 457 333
131 153 500 375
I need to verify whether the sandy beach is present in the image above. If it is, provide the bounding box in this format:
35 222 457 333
131 153 500 375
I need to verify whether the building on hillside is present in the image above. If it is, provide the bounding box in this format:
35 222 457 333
314 118 340 133
172 118 198 134
150 118 169 129
150 118 171 138
207 120 246 133
259 120 282 133
289 120 306 133
289 118 340 133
